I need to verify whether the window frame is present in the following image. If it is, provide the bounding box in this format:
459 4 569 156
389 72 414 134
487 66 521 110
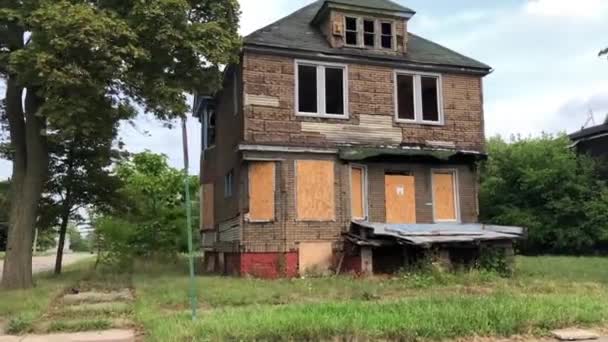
393 70 444 125
430 169 461 223
202 105 216 150
224 169 234 198
247 161 276 223
350 164 369 220
380 20 396 50
294 60 349 119
362 18 376 48
344 16 360 47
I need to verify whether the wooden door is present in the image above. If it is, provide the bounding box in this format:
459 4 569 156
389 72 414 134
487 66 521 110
432 172 457 221
384 174 416 224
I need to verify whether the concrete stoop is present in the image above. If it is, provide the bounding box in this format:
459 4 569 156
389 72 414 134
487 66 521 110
0 329 135 342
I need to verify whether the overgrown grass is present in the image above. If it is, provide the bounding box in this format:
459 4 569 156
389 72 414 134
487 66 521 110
0 259 94 334
133 256 608 341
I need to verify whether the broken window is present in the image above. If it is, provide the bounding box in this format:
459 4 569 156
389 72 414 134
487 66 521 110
298 65 317 113
296 160 335 221
205 106 216 149
248 162 275 221
397 74 415 120
345 17 358 46
224 169 234 198
432 170 458 222
381 22 393 49
395 72 443 124
296 61 348 118
421 76 440 122
363 20 375 47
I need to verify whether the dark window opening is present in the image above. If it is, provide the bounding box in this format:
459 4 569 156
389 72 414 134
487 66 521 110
381 22 393 49
224 169 234 198
325 67 344 115
345 17 358 45
421 76 439 122
298 65 317 113
206 108 216 148
363 20 375 47
397 75 415 120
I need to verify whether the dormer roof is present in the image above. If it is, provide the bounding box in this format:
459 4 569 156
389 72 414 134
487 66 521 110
244 0 491 74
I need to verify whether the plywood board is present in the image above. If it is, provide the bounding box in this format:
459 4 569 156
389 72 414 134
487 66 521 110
296 160 335 221
385 175 416 224
202 183 214 230
351 167 364 219
249 162 275 221
433 172 457 221
299 242 333 275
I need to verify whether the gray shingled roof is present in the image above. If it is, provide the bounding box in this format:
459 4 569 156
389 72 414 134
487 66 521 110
328 0 414 14
244 0 491 72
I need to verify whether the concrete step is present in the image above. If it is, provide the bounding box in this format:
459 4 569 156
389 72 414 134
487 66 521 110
0 329 135 342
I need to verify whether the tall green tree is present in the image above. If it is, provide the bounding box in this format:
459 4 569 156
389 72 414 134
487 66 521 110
0 0 240 289
480 135 608 254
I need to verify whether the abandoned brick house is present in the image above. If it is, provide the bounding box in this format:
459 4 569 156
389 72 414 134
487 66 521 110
194 0 524 278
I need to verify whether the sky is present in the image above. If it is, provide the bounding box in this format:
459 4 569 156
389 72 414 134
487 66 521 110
1 0 607 180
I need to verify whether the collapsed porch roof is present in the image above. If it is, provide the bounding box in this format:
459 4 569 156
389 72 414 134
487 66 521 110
352 221 525 248
339 147 487 162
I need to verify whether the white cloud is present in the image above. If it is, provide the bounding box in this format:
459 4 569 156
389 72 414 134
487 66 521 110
524 0 608 18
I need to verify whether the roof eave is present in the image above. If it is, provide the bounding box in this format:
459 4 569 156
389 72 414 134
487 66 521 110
242 43 493 76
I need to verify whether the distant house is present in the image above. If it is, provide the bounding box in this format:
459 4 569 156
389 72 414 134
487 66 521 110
194 0 524 278
569 120 608 178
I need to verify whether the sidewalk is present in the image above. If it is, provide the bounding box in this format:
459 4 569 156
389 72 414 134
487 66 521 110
0 329 135 342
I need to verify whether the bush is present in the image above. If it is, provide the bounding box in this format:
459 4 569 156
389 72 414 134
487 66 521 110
480 134 608 254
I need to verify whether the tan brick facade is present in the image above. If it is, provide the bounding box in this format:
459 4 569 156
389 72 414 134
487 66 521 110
243 53 485 152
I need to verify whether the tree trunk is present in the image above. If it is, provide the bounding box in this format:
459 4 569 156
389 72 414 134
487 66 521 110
2 83 48 290
54 208 70 275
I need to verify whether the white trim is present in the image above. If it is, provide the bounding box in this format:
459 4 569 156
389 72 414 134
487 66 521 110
430 169 461 223
362 18 376 48
349 164 369 220
394 70 444 126
379 20 397 51
294 59 349 119
344 16 360 47
238 144 338 154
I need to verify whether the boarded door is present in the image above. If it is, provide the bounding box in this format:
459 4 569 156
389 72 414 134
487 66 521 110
385 175 416 224
249 162 275 221
299 242 333 275
432 172 457 221
202 183 214 230
296 160 335 221
351 167 365 220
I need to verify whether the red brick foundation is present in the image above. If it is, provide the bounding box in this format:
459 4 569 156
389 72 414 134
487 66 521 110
240 252 299 278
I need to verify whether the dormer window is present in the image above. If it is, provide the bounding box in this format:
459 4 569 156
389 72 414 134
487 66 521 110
363 20 375 47
345 17 358 46
381 22 394 49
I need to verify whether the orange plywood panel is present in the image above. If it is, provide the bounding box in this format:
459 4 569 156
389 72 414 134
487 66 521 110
249 162 276 221
385 175 416 224
202 183 214 230
351 167 364 219
296 160 335 221
433 172 457 221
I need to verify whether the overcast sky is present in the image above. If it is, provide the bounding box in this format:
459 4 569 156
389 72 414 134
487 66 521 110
1 0 607 181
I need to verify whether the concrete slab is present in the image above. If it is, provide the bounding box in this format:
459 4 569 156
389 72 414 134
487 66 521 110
0 329 135 342
62 290 133 305
552 329 600 341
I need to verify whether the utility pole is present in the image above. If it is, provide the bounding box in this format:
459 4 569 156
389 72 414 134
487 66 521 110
181 115 197 321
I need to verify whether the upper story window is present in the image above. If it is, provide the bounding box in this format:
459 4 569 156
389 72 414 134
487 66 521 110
202 104 216 150
295 60 349 118
395 71 443 125
344 17 358 46
224 169 234 198
363 20 375 47
381 22 394 49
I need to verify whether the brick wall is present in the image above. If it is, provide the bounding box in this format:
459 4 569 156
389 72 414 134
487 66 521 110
243 53 485 152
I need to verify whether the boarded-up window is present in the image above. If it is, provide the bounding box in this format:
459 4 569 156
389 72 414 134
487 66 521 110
249 162 276 221
296 160 335 221
201 183 214 230
385 174 416 224
351 166 366 220
432 171 458 222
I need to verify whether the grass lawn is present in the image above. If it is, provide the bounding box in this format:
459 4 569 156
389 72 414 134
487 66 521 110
132 256 608 341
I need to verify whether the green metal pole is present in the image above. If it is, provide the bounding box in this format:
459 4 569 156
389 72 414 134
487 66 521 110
182 116 197 321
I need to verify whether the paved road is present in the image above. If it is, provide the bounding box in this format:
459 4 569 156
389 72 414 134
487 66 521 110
0 253 93 279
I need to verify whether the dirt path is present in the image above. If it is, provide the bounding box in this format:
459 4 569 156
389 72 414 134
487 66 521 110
0 253 93 279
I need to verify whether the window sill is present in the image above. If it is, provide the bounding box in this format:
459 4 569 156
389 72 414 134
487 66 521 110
296 112 350 120
395 119 444 127
246 219 275 224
